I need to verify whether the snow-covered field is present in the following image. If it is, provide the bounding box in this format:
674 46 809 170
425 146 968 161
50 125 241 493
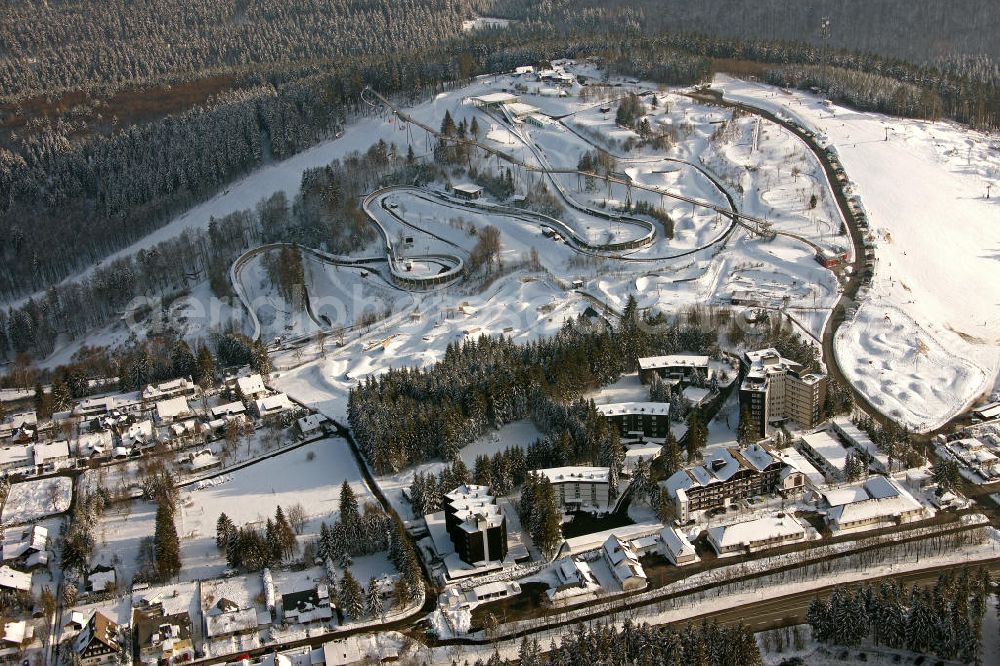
1 476 72 525
92 437 377 583
716 74 1000 430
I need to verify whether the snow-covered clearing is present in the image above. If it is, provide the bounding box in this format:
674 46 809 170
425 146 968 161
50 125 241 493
92 437 376 583
716 74 1000 430
1 476 72 525
459 420 543 466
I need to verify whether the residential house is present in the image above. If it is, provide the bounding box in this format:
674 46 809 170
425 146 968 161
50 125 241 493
72 612 123 666
236 374 267 400
549 557 598 600
154 397 191 424
211 402 246 420
0 444 32 473
658 526 697 566
135 609 194 666
33 439 70 469
282 584 334 625
601 535 646 592
204 597 258 641
142 378 198 402
297 414 328 437
0 566 31 592
2 525 47 564
86 564 117 594
121 420 154 448
253 393 293 418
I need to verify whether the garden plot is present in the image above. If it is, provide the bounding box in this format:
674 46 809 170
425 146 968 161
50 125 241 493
2 476 72 525
176 437 375 580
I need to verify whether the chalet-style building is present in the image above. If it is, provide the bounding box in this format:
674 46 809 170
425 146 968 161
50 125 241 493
663 444 804 521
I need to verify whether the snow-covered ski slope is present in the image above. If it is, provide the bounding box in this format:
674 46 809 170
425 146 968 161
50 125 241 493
715 74 1000 430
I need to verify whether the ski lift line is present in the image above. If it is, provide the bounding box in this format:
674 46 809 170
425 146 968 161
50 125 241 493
362 86 773 239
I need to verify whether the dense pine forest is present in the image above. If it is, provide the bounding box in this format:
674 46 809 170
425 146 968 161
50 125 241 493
500 620 763 666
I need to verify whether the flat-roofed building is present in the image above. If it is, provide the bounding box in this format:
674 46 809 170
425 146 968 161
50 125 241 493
638 354 711 385
596 402 670 439
443 485 508 565
739 349 827 439
799 429 852 480
537 466 613 511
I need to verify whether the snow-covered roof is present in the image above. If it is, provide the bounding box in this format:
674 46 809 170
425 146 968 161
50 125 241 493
707 515 805 551
638 354 710 370
155 396 190 421
659 526 696 560
2 620 29 645
142 377 195 400
681 386 711 405
825 477 924 529
236 374 266 397
595 402 670 417
0 566 31 591
33 439 70 464
832 418 888 469
973 401 1000 420
506 102 540 117
737 443 776 472
800 430 851 472
451 183 483 195
602 535 646 584
537 466 609 485
255 393 292 415
4 412 36 429
122 420 154 446
555 557 595 586
0 445 32 468
188 451 220 471
297 413 327 433
696 448 741 482
205 606 257 638
88 567 116 592
323 637 366 666
472 92 518 105
2 525 47 561
211 401 246 418
776 448 826 487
